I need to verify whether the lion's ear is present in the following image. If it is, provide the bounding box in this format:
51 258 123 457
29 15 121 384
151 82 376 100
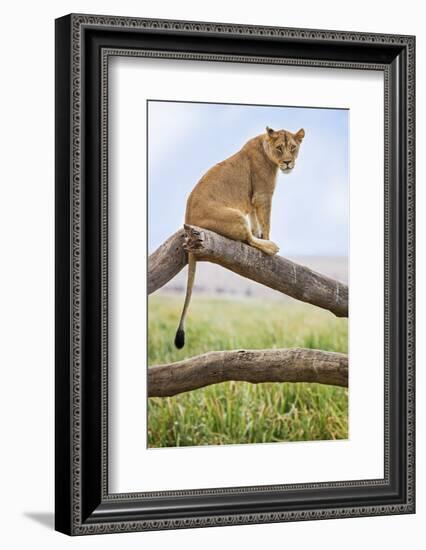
266 126 276 138
294 128 305 143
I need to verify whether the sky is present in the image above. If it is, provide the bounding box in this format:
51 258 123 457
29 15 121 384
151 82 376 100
148 100 349 257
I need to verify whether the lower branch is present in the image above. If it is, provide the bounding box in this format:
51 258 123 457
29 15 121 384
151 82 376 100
148 348 348 397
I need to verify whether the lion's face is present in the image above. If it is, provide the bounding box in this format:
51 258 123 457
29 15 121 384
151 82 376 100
264 127 305 174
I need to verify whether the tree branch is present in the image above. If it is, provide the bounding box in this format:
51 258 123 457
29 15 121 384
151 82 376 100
148 348 348 397
148 229 187 294
148 226 348 317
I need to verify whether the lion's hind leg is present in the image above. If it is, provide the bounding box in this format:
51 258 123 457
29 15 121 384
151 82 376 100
201 207 279 256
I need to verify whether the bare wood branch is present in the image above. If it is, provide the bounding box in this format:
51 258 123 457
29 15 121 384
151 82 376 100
148 348 348 397
148 229 187 294
184 225 348 317
147 226 348 318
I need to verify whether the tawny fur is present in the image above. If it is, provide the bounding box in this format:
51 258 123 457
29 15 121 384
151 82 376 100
185 126 304 254
174 127 305 348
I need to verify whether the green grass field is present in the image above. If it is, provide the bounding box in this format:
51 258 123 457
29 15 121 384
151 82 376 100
148 294 348 448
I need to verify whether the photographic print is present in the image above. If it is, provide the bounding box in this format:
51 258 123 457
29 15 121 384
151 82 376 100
147 100 349 448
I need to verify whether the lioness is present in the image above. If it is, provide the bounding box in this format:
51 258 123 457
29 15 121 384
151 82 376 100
175 126 305 348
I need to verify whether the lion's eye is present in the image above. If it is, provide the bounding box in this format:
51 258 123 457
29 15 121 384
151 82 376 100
290 145 296 152
276 146 283 153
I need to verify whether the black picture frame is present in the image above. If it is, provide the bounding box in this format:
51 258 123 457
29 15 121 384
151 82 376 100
55 13 415 535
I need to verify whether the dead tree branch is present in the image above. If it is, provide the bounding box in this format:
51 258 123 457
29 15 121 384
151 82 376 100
148 229 187 294
148 226 348 317
148 348 348 397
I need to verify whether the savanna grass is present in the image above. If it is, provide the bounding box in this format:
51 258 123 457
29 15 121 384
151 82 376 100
148 294 348 447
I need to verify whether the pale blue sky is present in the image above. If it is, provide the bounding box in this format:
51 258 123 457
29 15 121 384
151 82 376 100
148 100 349 257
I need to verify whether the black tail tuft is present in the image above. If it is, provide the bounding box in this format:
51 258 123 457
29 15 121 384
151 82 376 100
174 328 185 349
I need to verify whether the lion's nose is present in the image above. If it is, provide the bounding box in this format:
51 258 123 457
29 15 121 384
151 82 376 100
283 160 292 166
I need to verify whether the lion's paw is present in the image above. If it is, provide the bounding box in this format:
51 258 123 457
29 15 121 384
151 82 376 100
262 240 280 256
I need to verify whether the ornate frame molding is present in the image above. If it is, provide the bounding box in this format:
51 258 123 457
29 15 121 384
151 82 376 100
55 14 415 535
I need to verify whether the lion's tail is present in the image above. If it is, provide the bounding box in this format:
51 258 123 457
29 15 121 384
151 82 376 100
174 253 197 349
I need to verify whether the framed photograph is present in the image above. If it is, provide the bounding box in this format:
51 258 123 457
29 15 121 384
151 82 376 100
55 14 415 535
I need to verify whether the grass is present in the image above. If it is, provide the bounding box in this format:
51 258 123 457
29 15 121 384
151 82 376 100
148 294 348 448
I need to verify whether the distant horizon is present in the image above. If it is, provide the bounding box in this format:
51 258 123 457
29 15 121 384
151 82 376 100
154 255 348 301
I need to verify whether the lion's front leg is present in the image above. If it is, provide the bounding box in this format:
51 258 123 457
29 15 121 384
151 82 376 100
253 193 272 241
249 193 279 255
249 210 262 238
